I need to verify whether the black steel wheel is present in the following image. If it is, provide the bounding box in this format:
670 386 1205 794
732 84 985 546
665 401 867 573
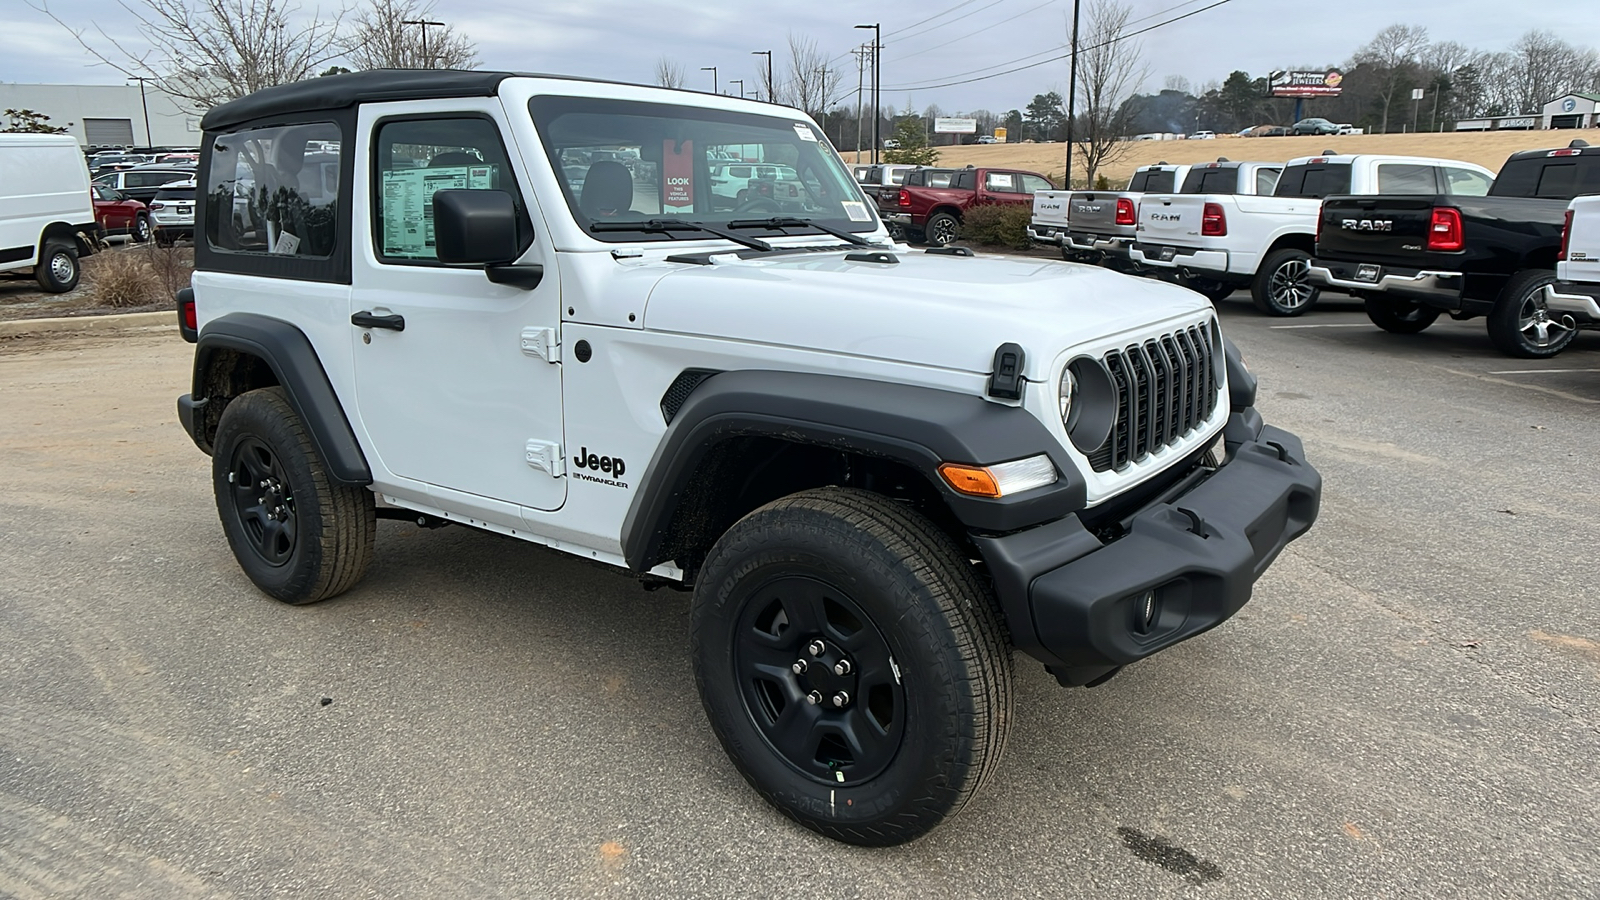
1251 248 1320 316
212 387 375 604
925 212 960 247
692 487 1013 846
1487 269 1575 359
1364 295 1441 334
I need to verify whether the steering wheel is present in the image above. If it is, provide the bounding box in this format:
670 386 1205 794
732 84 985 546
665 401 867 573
733 196 781 215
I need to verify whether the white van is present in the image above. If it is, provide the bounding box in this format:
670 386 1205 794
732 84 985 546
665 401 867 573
0 134 99 292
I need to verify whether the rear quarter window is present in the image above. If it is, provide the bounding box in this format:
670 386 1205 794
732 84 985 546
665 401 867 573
1376 164 1438 194
1275 163 1352 198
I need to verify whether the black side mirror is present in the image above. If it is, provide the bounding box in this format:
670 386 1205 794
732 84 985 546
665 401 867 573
432 190 521 265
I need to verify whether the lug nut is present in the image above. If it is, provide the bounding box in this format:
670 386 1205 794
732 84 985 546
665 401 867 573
808 639 826 657
791 659 808 675
833 660 852 676
805 691 823 705
831 691 850 708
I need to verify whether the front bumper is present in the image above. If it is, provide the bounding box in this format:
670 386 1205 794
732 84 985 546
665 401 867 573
972 411 1320 686
1309 260 1463 304
1544 282 1600 322
1131 243 1229 274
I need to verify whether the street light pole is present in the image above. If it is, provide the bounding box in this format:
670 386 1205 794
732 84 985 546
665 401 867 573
729 79 743 99
1064 0 1081 188
752 50 772 102
701 66 718 94
128 76 153 147
855 24 880 163
401 19 445 68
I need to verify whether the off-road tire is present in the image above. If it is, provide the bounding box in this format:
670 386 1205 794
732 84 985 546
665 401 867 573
35 240 80 293
1364 295 1441 334
1486 269 1575 359
1251 248 1320 316
212 387 375 604
691 487 1013 846
925 212 961 248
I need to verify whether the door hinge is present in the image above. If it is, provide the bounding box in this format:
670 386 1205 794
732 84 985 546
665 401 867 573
520 326 559 362
525 440 564 477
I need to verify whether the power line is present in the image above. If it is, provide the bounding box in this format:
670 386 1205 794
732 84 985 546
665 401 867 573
888 0 1009 46
882 0 987 38
883 0 1234 92
888 0 1058 65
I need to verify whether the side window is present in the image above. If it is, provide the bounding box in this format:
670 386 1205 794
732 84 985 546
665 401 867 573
1255 167 1281 195
985 171 1020 192
952 171 975 190
205 122 342 257
372 116 525 263
1377 164 1438 194
1443 167 1492 197
730 165 751 178
1020 174 1054 194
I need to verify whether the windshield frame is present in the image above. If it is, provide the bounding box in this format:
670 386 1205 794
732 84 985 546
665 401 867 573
526 95 878 244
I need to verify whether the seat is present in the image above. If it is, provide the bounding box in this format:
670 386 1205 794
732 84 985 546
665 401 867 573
580 161 634 218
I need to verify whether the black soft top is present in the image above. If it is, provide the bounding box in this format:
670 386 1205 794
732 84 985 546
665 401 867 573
202 69 587 131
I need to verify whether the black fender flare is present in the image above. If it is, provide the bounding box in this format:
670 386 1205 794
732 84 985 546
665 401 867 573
619 370 1087 572
185 312 371 485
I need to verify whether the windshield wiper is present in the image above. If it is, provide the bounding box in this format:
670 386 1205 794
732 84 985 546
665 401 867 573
726 216 875 247
589 218 770 252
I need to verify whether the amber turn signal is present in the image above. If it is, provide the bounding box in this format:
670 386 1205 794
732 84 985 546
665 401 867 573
938 463 1002 497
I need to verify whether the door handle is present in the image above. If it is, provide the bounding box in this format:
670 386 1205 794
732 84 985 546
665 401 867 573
351 311 405 331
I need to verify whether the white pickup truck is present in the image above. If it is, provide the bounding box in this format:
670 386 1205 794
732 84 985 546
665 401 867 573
1131 153 1496 315
1029 163 1190 269
1547 193 1600 328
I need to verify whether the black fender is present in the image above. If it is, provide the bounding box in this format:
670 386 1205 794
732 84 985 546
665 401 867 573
180 312 371 485
1222 336 1256 411
619 370 1087 572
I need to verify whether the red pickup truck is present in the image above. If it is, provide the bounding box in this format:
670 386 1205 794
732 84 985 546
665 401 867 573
878 166 1056 246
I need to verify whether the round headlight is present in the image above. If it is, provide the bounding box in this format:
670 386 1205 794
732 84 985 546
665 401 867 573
1058 366 1076 427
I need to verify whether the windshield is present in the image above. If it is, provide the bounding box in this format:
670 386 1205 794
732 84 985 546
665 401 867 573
527 96 875 241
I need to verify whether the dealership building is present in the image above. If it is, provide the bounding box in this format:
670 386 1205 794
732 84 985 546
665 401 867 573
1543 92 1600 130
0 82 205 148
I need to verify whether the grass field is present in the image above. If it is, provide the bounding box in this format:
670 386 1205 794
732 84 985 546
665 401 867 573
845 129 1597 187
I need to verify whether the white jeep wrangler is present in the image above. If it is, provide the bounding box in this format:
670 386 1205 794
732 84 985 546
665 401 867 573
176 70 1321 846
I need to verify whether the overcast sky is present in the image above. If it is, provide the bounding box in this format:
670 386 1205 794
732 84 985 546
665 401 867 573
5 0 1598 113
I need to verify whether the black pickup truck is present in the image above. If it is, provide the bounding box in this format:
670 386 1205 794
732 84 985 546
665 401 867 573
1310 140 1600 358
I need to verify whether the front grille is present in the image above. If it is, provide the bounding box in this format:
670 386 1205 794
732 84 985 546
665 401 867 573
1086 320 1220 472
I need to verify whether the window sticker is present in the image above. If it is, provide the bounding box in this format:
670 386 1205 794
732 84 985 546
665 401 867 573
987 172 1015 190
793 123 818 142
662 139 694 212
380 164 496 257
841 200 871 222
271 231 301 255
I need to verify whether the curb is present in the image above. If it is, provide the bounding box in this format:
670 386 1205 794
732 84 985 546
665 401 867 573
0 310 175 337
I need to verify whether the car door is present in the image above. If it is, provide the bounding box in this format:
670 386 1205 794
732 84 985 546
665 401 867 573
349 104 566 515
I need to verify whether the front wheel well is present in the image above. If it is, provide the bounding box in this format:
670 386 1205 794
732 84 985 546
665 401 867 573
653 437 967 584
194 348 280 451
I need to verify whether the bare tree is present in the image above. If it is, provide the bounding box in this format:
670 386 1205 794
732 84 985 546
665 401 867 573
779 34 844 120
1352 24 1429 133
1506 30 1599 113
1162 74 1191 95
36 0 348 108
345 0 474 70
1071 0 1147 188
653 57 686 90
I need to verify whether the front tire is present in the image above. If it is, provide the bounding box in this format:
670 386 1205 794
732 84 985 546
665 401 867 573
1364 295 1441 334
691 487 1013 846
35 240 80 293
1486 270 1575 359
212 387 375 604
1251 248 1319 316
925 212 960 247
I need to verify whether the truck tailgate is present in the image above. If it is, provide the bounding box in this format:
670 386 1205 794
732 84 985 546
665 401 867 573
1138 194 1208 245
1068 192 1130 235
1316 196 1439 266
1033 191 1070 228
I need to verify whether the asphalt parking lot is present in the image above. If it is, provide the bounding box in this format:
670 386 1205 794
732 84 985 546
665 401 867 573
2 294 1597 899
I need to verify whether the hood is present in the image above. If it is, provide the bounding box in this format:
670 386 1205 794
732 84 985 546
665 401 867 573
641 250 1213 380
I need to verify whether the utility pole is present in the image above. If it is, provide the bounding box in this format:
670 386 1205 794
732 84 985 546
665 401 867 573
1064 0 1081 188
752 50 773 102
401 19 445 68
855 23 880 163
127 76 153 147
701 66 718 94
853 44 867 161
730 79 743 99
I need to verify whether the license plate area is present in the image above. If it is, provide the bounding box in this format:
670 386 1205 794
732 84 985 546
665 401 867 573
1356 263 1381 283
1158 246 1177 262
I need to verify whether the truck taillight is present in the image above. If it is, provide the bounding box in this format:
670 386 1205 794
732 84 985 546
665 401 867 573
1427 207 1463 252
898 189 910 208
1201 202 1227 236
1558 208 1573 262
176 287 197 343
1115 198 1135 225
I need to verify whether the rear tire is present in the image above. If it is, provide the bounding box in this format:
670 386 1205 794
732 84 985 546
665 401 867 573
691 487 1013 846
1486 270 1575 359
1185 277 1235 303
1251 248 1319 316
925 212 960 248
212 387 375 604
35 240 79 293
131 214 151 243
1364 296 1441 334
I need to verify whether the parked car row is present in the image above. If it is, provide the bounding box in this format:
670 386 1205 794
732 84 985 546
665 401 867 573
876 164 1055 245
1028 140 1600 359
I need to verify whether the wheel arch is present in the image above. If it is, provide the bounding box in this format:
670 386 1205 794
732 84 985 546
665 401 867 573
1262 231 1315 258
184 313 371 485
619 370 1087 578
38 221 98 260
